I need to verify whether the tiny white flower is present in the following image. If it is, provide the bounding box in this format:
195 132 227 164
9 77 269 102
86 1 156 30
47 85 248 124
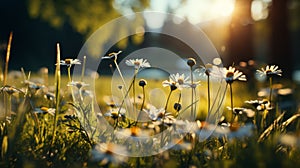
257 65 282 77
67 81 89 90
125 58 151 69
59 58 81 67
210 66 246 84
91 143 128 165
34 107 55 116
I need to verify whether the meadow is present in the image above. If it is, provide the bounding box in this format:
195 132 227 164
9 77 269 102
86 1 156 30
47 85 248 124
0 41 300 168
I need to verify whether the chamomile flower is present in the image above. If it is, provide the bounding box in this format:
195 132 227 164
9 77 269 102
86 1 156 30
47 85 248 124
67 81 89 90
91 143 128 165
103 95 120 108
210 66 246 84
257 65 282 77
104 108 126 119
245 99 272 111
102 51 122 61
226 107 255 118
24 80 45 90
163 73 191 90
34 107 55 116
144 105 165 121
59 59 81 67
125 58 151 70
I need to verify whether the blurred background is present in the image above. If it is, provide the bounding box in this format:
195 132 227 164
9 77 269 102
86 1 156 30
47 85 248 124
0 0 299 81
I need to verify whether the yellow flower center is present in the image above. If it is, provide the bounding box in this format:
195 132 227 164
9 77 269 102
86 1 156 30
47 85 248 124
177 78 184 85
226 72 234 78
65 59 72 64
41 107 49 112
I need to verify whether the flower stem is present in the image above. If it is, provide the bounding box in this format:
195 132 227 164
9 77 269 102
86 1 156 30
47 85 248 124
229 83 234 123
269 77 273 104
132 69 137 120
161 89 173 147
114 60 128 91
81 56 86 82
190 67 194 119
165 90 173 110
67 66 75 102
207 74 211 113
135 86 145 126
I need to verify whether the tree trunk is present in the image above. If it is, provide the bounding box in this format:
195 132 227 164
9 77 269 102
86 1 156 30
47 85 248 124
269 0 292 78
227 0 254 66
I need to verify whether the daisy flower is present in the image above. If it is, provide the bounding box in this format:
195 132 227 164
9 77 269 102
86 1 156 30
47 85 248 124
59 58 81 67
34 107 55 116
103 95 120 108
257 65 282 77
91 143 128 165
67 81 89 90
23 80 45 90
210 66 246 84
245 99 272 111
104 108 126 119
163 73 192 90
102 51 122 61
125 58 151 70
144 105 165 121
226 107 255 118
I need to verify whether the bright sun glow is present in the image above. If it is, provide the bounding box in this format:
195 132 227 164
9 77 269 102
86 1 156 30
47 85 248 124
146 0 236 28
174 0 236 24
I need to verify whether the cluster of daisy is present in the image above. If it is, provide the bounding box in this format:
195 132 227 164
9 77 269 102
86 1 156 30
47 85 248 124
2 44 299 167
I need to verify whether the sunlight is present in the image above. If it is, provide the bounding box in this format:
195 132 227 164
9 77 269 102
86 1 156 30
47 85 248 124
251 0 269 21
174 0 236 24
145 0 236 28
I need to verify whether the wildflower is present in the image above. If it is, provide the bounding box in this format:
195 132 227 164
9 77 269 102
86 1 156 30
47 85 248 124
59 58 81 67
103 96 120 108
117 126 151 138
91 143 128 165
203 63 213 76
210 66 246 84
34 107 55 116
153 111 176 126
0 85 22 95
24 80 45 90
125 58 151 70
81 89 93 98
257 65 282 77
163 73 191 90
102 51 122 61
144 105 175 125
171 138 192 150
44 92 55 101
67 81 89 90
227 123 254 139
187 58 196 67
104 108 126 119
226 107 255 118
144 105 165 121
173 103 182 112
245 99 272 111
138 79 147 87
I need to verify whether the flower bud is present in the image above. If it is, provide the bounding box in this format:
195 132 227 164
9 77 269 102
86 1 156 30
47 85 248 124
187 58 196 67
